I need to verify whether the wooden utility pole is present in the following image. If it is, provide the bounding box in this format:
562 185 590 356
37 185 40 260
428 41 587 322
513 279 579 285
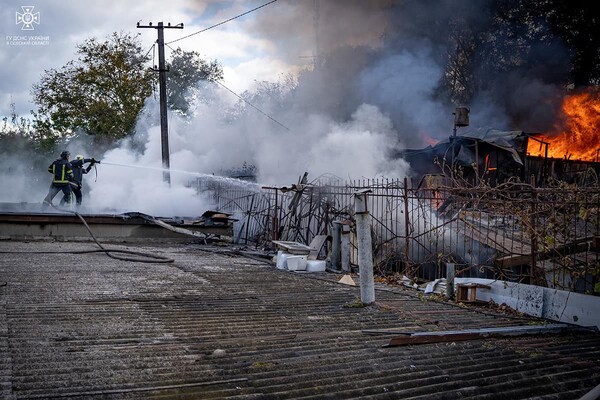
137 21 183 184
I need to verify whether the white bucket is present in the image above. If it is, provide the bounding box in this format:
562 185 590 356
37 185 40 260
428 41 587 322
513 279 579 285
276 251 288 269
286 255 307 271
306 260 326 272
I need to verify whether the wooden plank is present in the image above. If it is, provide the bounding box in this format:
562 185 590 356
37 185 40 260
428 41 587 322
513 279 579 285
307 235 328 260
386 324 576 347
459 214 532 255
456 283 491 303
387 333 482 346
272 235 329 259
495 237 598 268
495 253 532 268
271 240 312 254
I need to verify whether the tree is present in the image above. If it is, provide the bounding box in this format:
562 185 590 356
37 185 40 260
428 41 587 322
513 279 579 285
167 48 224 115
540 0 600 87
32 32 153 142
439 0 599 103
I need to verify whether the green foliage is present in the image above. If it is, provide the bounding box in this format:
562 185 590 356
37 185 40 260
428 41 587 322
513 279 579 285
32 32 154 141
31 35 225 144
0 101 55 153
440 0 599 103
0 102 55 182
0 101 31 137
167 47 223 115
231 74 297 120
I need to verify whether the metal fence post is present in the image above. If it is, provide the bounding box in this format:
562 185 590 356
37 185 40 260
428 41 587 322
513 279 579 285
403 177 411 270
530 175 537 284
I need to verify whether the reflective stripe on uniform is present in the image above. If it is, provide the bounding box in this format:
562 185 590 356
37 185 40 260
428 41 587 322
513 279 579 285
53 164 72 184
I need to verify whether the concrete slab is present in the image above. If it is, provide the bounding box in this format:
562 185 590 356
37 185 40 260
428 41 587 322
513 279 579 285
455 277 600 329
0 205 232 240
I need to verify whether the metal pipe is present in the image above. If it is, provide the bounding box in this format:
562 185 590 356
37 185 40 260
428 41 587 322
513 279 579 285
403 178 410 268
446 262 455 299
331 221 341 270
341 223 351 272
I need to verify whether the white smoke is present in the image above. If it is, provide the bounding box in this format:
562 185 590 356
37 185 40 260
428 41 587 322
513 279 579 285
85 124 213 217
83 92 410 216
357 49 450 139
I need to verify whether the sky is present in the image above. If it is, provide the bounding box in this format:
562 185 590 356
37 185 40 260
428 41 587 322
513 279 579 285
0 0 412 214
0 0 573 216
0 0 297 117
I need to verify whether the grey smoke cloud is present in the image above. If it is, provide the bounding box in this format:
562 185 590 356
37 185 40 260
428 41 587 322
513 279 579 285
248 0 569 141
0 0 576 216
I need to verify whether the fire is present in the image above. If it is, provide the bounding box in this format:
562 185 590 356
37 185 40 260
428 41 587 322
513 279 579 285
422 133 438 146
528 89 600 161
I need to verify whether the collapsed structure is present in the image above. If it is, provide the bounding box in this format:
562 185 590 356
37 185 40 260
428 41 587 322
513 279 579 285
400 128 600 187
201 126 600 303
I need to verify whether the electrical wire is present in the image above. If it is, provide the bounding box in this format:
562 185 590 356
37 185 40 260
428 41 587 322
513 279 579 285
215 80 290 131
163 41 289 132
167 0 279 45
165 42 176 53
147 0 286 131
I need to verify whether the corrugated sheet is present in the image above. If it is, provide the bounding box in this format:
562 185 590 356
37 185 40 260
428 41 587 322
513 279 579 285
1 241 599 399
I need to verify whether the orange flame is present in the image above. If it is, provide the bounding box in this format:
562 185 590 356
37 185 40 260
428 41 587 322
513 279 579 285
527 89 600 161
422 132 438 146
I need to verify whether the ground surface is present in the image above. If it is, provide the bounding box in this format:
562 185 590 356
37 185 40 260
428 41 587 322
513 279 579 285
1 240 599 399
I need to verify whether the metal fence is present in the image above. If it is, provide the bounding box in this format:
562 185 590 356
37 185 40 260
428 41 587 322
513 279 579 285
198 175 600 295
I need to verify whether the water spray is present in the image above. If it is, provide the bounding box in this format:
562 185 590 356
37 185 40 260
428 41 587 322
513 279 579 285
99 161 261 190
100 161 202 176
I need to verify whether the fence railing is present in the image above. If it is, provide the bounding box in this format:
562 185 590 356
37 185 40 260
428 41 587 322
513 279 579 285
198 176 600 295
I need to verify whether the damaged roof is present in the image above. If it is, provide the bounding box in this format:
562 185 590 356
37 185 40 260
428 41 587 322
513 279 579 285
1 240 599 399
400 129 531 176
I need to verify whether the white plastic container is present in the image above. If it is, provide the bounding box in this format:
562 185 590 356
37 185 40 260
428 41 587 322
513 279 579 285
276 251 288 269
306 260 326 272
286 255 307 271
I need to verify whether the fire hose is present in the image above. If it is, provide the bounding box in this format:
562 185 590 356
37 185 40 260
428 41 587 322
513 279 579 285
0 204 175 264
68 208 176 263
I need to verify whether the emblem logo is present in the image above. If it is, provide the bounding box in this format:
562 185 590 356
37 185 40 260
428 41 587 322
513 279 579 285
16 6 40 31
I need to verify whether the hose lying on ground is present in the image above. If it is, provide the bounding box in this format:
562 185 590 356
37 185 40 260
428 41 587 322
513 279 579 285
70 209 175 263
0 205 174 264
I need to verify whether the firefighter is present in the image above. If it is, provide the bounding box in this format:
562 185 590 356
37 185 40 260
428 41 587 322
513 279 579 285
43 150 74 207
60 155 99 207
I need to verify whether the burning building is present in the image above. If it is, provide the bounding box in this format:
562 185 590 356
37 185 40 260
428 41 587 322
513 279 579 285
401 89 600 187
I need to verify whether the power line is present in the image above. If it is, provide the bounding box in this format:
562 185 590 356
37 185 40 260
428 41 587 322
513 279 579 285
164 44 289 131
165 42 177 53
215 80 290 131
167 0 279 45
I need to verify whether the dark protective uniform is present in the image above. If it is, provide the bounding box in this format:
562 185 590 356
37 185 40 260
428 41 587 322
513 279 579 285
60 157 96 206
43 158 74 206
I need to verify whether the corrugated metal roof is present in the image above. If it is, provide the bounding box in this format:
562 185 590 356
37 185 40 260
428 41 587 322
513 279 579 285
1 241 599 399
